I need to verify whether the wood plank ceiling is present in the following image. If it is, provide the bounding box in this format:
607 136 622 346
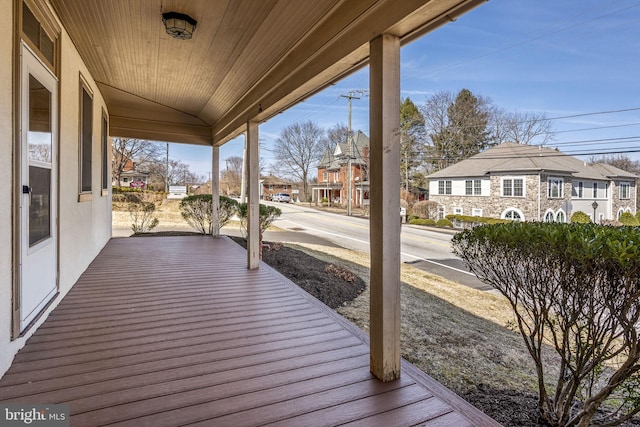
49 0 484 146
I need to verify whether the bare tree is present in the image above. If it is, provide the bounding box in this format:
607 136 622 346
326 123 348 151
112 138 162 183
491 109 554 146
421 89 492 171
589 154 640 211
272 121 326 200
589 154 640 175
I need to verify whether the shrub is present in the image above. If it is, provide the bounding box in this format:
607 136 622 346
570 210 591 223
619 211 639 226
409 218 436 226
179 195 239 234
452 223 640 426
411 200 439 220
435 218 452 227
129 202 159 233
237 203 282 235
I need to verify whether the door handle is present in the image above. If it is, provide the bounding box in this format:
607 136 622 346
22 185 32 203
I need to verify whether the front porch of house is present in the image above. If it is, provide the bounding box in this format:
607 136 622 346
0 236 499 426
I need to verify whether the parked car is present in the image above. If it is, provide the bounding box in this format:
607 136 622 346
272 192 291 203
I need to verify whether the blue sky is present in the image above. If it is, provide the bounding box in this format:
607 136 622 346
171 0 640 179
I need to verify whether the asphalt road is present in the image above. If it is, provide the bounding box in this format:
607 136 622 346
266 201 491 291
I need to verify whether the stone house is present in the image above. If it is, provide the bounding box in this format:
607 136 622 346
427 142 638 222
311 131 370 206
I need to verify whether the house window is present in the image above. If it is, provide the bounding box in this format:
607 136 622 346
465 179 481 196
502 208 524 221
322 172 328 182
548 177 564 198
620 182 631 199
22 2 58 71
79 79 93 196
593 182 598 198
334 172 339 182
454 207 463 215
472 208 482 217
544 210 555 222
502 178 524 197
577 182 583 198
438 180 452 195
101 112 109 193
556 210 566 223
605 183 609 198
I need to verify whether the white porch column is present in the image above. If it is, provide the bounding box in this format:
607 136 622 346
246 122 260 269
369 33 401 382
211 145 220 237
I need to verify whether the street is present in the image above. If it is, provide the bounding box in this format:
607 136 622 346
265 201 491 291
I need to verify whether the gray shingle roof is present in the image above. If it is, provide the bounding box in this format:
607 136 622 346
427 142 638 180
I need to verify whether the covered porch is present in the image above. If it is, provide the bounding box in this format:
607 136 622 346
0 236 499 426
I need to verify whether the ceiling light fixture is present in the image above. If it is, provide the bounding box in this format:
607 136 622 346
162 12 197 40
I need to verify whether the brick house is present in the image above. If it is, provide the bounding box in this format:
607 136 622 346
261 175 294 201
311 131 370 207
427 142 638 222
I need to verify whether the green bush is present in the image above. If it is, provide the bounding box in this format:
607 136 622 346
179 195 238 234
409 218 436 226
570 210 591 223
619 211 639 226
129 202 159 233
436 218 453 227
445 214 511 226
452 223 640 426
237 203 282 235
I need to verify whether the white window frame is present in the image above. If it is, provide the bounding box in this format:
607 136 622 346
544 209 555 222
501 208 524 221
592 182 598 198
438 180 452 195
620 181 631 199
465 179 482 196
453 207 463 215
471 208 482 217
577 181 583 198
502 177 524 197
555 209 566 223
548 177 564 199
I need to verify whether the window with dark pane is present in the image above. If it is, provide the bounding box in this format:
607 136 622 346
80 86 93 193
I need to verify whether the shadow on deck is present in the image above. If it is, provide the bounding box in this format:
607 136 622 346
0 236 501 426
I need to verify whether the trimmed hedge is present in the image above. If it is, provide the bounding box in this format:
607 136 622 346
409 218 436 226
570 210 591 223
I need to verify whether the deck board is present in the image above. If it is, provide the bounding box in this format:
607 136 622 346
0 236 500 426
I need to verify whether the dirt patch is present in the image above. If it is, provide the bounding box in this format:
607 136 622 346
229 237 365 309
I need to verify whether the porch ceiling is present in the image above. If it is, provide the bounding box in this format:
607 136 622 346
49 0 484 146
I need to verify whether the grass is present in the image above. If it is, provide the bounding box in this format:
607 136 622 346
284 242 560 396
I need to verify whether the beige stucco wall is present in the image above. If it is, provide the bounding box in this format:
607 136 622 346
0 1 112 378
57 28 112 290
0 0 15 377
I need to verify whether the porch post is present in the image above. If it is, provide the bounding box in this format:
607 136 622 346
246 121 260 269
211 145 220 237
369 33 401 382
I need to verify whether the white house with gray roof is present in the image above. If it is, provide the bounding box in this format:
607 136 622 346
427 142 637 222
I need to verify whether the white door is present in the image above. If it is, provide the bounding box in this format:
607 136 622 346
19 43 58 331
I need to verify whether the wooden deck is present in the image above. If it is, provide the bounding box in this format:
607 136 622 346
0 236 500 426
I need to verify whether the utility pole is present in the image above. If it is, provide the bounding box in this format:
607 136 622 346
165 143 169 192
340 89 367 216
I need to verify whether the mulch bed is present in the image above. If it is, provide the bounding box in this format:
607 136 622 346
228 236 365 309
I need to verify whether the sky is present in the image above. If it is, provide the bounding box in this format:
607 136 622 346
169 0 640 180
